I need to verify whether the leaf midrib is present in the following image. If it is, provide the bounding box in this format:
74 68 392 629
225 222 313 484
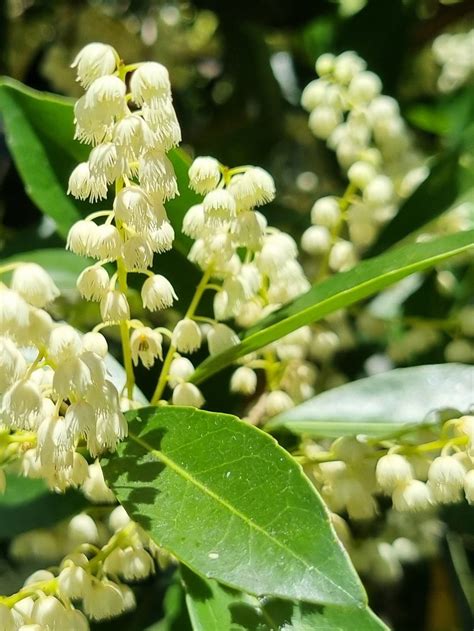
128 430 361 606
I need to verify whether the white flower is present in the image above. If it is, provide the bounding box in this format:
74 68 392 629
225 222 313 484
182 204 206 238
113 114 154 155
310 330 340 361
58 564 91 600
0 603 15 631
189 157 221 194
1 379 42 429
0 288 30 336
464 469 474 504
202 189 236 226
230 366 257 395
328 240 357 272
347 161 377 190
71 42 118 88
172 383 204 407
428 455 466 488
130 327 163 368
172 319 202 354
90 224 122 261
308 106 342 140
31 595 68 630
265 390 294 417
392 480 432 512
68 513 99 545
88 142 122 182
82 579 125 620
82 461 115 504
315 53 335 76
348 71 382 104
363 175 394 206
108 506 131 532
168 357 194 388
49 325 83 363
301 78 329 111
83 331 108 357
138 149 178 198
301 225 331 255
376 454 413 493
130 62 171 105
77 265 109 301
100 290 130 322
120 547 155 580
207 323 239 356
141 275 177 311
231 211 265 249
257 232 298 274
148 221 175 253
65 400 96 438
0 337 26 391
311 196 341 228
85 76 127 118
122 236 154 271
113 186 152 229
68 161 108 201
67 219 99 256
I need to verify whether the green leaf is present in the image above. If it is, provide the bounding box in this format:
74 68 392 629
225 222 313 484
0 474 87 539
367 150 462 257
102 406 365 607
191 230 474 385
265 364 474 438
182 567 388 631
0 248 90 293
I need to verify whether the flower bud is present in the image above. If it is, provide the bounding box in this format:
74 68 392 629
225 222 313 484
100 290 130 322
376 454 413 493
301 225 331 255
207 323 239 356
172 383 204 408
168 357 194 388
265 390 293 417
311 196 341 228
230 366 257 395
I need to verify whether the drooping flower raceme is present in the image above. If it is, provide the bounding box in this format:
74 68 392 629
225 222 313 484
66 42 181 404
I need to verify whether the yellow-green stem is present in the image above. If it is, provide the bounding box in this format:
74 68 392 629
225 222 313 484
151 267 213 404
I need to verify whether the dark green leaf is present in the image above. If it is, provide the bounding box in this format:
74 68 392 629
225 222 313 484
182 566 388 631
0 474 87 539
191 230 474 385
102 406 365 607
265 364 474 438
367 150 461 257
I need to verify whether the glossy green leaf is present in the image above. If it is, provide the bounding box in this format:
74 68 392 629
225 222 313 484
191 230 474 385
0 248 90 293
0 474 87 539
102 406 365 607
182 567 388 631
265 364 474 438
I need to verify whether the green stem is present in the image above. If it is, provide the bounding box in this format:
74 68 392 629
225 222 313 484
150 267 213 404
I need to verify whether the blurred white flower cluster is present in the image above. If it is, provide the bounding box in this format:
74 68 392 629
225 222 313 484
301 51 427 263
432 29 474 93
0 506 164 629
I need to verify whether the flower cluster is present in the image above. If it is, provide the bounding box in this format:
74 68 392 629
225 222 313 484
301 51 426 266
0 264 126 493
159 156 315 414
302 415 474 524
432 29 474 93
66 42 181 400
0 506 163 628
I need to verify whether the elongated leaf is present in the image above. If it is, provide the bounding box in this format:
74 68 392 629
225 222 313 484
265 364 474 438
0 474 87 539
191 230 474 385
0 77 198 250
102 406 365 607
182 567 388 631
